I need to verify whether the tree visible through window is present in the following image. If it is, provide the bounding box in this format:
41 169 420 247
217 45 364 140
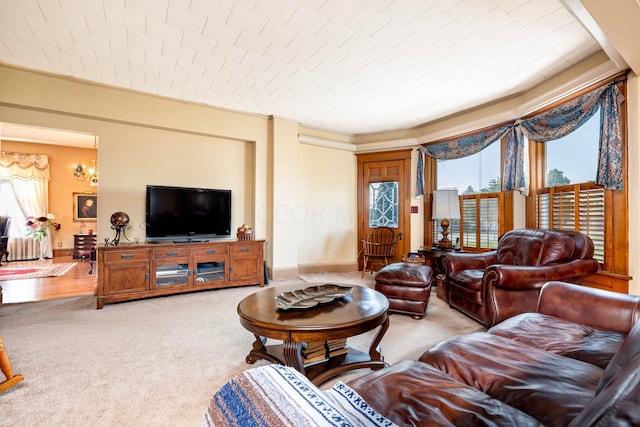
536 111 604 263
437 141 502 251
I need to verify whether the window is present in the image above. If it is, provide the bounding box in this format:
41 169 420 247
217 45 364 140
545 110 600 185
435 141 503 251
536 111 605 264
437 141 501 194
461 194 500 250
368 181 399 227
536 184 605 262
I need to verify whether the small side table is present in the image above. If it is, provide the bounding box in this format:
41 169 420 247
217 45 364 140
417 247 460 300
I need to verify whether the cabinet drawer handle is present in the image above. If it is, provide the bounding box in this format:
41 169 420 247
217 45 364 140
166 251 179 256
121 254 134 259
206 250 216 254
240 248 250 252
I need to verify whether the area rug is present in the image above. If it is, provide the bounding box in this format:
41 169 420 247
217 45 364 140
0 263 77 281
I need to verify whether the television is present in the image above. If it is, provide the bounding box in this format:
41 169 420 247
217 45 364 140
145 185 232 242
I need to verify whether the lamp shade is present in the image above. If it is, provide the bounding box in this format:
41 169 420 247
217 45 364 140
432 189 460 220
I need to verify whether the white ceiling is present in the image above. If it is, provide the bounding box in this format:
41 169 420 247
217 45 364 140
0 0 630 140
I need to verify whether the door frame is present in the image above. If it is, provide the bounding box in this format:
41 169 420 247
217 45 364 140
356 149 412 271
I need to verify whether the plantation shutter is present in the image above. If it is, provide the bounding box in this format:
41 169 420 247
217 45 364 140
460 193 500 251
536 184 605 263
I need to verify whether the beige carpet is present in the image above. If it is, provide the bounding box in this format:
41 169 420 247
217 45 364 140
0 272 483 426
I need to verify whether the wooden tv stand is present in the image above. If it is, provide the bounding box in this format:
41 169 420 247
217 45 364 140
96 239 265 309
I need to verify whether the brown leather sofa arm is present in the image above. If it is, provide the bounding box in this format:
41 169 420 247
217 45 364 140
443 251 497 273
537 281 640 333
485 259 599 291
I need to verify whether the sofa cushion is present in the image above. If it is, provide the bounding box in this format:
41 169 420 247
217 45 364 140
448 269 485 292
374 262 432 287
596 319 640 394
569 352 640 427
488 312 625 368
419 332 603 426
347 360 543 427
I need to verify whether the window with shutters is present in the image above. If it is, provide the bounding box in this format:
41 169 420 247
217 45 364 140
534 109 606 266
536 184 605 263
461 193 503 251
434 142 503 250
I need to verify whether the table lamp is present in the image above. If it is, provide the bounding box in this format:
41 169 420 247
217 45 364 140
432 189 460 249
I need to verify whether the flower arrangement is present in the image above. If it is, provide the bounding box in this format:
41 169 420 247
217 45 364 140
25 214 61 242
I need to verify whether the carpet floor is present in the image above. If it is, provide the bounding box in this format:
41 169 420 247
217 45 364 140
0 272 483 426
0 263 77 282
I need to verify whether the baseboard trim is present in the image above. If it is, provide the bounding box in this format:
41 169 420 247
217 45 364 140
298 263 358 274
270 263 359 280
270 266 300 280
53 248 73 258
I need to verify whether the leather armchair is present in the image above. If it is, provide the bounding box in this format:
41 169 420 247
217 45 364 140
0 216 11 266
443 228 599 327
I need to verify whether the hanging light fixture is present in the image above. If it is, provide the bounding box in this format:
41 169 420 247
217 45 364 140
73 136 98 186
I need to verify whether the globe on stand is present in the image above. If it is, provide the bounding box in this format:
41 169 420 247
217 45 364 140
108 212 130 246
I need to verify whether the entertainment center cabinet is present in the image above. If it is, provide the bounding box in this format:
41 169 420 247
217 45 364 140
96 239 265 309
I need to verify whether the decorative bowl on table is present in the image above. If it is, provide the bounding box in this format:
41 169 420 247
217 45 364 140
275 284 353 310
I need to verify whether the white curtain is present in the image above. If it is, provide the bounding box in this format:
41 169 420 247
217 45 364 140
0 152 51 259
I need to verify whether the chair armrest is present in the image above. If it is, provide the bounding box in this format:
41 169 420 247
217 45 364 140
485 259 599 291
443 251 497 273
537 281 640 333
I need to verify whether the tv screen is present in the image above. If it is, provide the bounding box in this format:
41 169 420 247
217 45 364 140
145 185 231 241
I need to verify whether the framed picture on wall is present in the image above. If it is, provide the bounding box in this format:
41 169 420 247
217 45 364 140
73 192 97 222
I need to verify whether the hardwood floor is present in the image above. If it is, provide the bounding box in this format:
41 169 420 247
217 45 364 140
0 257 96 304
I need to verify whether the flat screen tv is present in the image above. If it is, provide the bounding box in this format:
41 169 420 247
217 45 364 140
145 185 231 242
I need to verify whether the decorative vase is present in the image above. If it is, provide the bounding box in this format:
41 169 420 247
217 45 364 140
38 240 46 261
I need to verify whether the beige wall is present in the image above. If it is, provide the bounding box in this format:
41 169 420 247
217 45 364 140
627 73 639 294
269 117 301 278
297 143 357 270
1 62 638 289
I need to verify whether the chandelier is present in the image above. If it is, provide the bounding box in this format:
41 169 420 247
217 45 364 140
73 159 98 186
73 136 98 186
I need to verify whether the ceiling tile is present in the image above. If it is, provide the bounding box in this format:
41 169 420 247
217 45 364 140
0 0 609 135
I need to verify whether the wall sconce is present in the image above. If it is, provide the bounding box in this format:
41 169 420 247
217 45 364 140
432 189 460 249
73 159 98 187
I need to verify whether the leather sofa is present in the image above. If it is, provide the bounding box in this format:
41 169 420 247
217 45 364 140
442 228 599 326
347 281 640 426
206 282 640 426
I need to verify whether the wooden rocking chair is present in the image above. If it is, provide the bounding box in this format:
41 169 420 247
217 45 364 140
360 226 396 278
0 336 24 393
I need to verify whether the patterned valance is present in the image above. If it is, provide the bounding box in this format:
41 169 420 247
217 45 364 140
416 79 626 196
0 152 51 181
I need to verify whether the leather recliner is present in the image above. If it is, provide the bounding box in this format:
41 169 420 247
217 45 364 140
442 228 599 327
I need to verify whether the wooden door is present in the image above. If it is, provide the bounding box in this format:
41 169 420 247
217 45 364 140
357 150 412 272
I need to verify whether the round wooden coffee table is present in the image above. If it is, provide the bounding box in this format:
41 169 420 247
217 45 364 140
237 284 390 385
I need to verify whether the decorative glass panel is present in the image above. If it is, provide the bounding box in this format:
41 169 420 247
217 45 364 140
369 181 398 228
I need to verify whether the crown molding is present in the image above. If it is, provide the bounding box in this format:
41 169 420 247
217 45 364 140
298 135 357 152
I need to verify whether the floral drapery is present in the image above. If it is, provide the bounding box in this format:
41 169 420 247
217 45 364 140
416 79 626 196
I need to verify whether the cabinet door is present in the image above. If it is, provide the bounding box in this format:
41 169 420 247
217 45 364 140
152 247 191 289
193 246 228 284
103 250 150 295
230 243 263 282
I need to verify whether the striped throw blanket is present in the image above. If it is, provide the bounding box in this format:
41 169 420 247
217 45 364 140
202 364 397 427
